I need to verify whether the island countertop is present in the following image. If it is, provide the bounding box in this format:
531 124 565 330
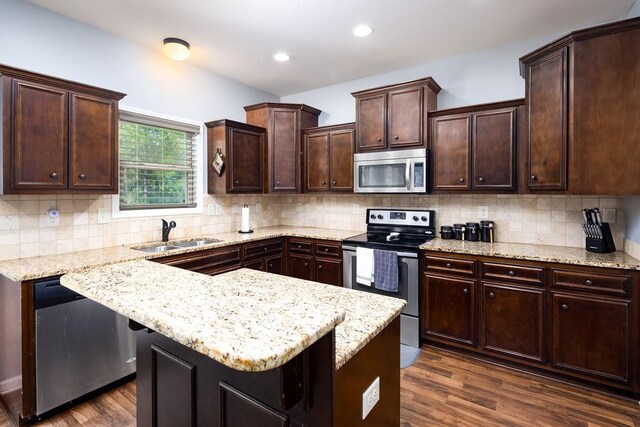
60 260 405 372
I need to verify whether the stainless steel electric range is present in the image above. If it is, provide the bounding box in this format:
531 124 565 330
342 208 436 348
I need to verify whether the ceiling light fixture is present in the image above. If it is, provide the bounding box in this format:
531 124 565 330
352 25 373 37
163 37 190 61
273 52 290 62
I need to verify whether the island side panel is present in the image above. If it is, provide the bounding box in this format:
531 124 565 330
334 316 401 427
136 328 335 427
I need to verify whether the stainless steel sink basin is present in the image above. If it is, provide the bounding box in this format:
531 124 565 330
135 245 181 253
173 239 220 248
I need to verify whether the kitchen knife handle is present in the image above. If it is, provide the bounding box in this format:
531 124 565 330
594 208 603 225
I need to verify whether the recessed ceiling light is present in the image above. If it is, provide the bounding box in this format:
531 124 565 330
352 25 373 37
163 37 190 61
273 52 290 62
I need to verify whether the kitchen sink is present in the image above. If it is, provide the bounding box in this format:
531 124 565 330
134 238 221 253
172 239 220 248
135 245 181 253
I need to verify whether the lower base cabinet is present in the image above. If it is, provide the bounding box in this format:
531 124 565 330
421 251 640 395
288 238 342 286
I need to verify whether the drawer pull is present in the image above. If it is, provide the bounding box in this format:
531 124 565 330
297 244 302 249
79 173 87 180
459 178 465 183
304 262 309 267
394 135 399 140
332 180 337 185
235 180 239 184
561 304 569 311
268 263 273 268
508 270 515 276
585 279 593 286
489 292 495 298
463 288 469 294
478 177 484 183
531 175 537 181
324 248 329 252
50 172 59 179
321 181 326 185
264 247 268 251
446 263 452 268
376 137 382 142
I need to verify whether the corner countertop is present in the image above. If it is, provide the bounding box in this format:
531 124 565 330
61 261 405 372
420 239 640 271
0 226 361 282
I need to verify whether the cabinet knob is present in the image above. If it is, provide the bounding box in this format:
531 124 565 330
268 263 273 268
304 262 309 267
376 137 382 142
489 292 495 298
318 264 323 270
235 180 239 184
50 172 59 179
531 175 537 181
332 180 337 185
264 247 268 251
459 178 465 183
394 135 399 140
478 177 484 183
446 263 452 268
561 303 569 311
585 279 593 286
321 181 326 185
463 288 469 294
276 181 280 185
508 270 515 276
297 245 302 249
324 248 329 252
79 173 87 180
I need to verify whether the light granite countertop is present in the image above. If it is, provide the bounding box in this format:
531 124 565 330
61 261 405 372
420 239 640 271
0 226 361 282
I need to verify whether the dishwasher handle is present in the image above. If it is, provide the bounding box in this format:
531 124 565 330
34 278 85 310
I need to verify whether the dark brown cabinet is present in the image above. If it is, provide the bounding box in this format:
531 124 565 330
0 65 124 194
205 119 266 194
245 103 320 193
303 123 355 192
352 77 440 152
287 238 342 286
421 250 640 394
520 17 640 194
288 253 313 280
430 100 521 192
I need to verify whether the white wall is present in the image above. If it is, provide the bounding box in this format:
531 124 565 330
0 0 278 122
281 35 558 126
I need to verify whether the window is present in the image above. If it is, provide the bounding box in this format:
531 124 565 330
118 110 201 211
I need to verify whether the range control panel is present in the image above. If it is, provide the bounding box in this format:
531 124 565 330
367 209 435 227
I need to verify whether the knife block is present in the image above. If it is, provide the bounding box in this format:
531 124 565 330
585 223 616 253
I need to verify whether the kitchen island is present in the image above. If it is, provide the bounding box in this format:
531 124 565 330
61 260 405 426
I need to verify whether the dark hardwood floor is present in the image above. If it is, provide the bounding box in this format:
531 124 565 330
1 346 639 426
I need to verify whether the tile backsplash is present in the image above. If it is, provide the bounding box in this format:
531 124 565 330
0 192 630 261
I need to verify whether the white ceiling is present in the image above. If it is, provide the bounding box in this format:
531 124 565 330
27 0 635 96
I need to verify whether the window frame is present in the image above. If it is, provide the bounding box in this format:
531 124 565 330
112 105 204 219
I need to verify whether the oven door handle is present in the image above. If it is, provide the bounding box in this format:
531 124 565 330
342 245 418 259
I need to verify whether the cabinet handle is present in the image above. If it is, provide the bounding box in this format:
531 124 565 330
531 175 537 181
459 178 465 183
321 181 326 185
478 177 484 183
489 292 495 298
463 288 469 294
50 172 59 179
561 304 569 311
446 263 452 268
508 270 515 276
235 180 239 184
585 279 593 286
79 174 87 180
394 135 399 140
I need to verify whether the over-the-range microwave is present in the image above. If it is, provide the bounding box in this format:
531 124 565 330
354 148 427 193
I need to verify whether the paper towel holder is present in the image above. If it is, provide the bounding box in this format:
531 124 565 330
239 203 254 234
238 230 254 234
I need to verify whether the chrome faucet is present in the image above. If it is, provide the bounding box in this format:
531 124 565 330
161 219 176 242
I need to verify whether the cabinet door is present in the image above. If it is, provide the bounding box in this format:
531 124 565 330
69 93 117 191
265 255 283 275
432 115 471 190
228 126 264 193
388 86 423 149
480 282 545 363
11 80 68 189
271 109 299 192
315 257 342 286
422 274 476 346
304 132 330 192
472 108 516 190
243 259 265 272
328 129 354 191
526 47 568 190
355 94 386 151
287 254 313 281
551 293 630 385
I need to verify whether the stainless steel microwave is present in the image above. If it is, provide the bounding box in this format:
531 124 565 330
354 148 427 193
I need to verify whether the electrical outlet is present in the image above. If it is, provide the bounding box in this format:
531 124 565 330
207 204 216 216
97 208 110 224
602 208 617 224
296 203 303 212
353 203 360 214
216 204 224 216
478 206 489 219
47 216 59 226
362 377 380 420
232 204 239 214
255 203 262 213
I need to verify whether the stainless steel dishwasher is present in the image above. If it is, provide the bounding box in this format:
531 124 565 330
34 277 136 415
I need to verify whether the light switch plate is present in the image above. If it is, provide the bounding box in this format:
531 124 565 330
97 208 110 224
232 204 239 214
216 204 224 216
296 203 303 212
207 204 216 216
255 203 262 213
478 206 489 219
362 377 380 420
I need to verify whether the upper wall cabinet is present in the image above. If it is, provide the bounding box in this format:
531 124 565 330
303 123 355 192
520 16 640 195
0 64 125 194
351 77 441 153
245 103 320 193
430 99 523 193
205 119 266 194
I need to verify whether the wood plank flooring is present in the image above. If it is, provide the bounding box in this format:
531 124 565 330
1 346 639 426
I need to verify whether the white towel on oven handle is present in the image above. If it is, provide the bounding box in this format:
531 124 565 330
356 247 374 287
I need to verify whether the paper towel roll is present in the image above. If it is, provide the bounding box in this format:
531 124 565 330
241 204 250 232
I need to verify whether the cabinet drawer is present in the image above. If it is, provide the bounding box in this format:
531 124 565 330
289 239 313 254
157 246 242 272
425 255 476 277
314 241 341 259
482 262 544 286
552 269 631 297
243 239 283 261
